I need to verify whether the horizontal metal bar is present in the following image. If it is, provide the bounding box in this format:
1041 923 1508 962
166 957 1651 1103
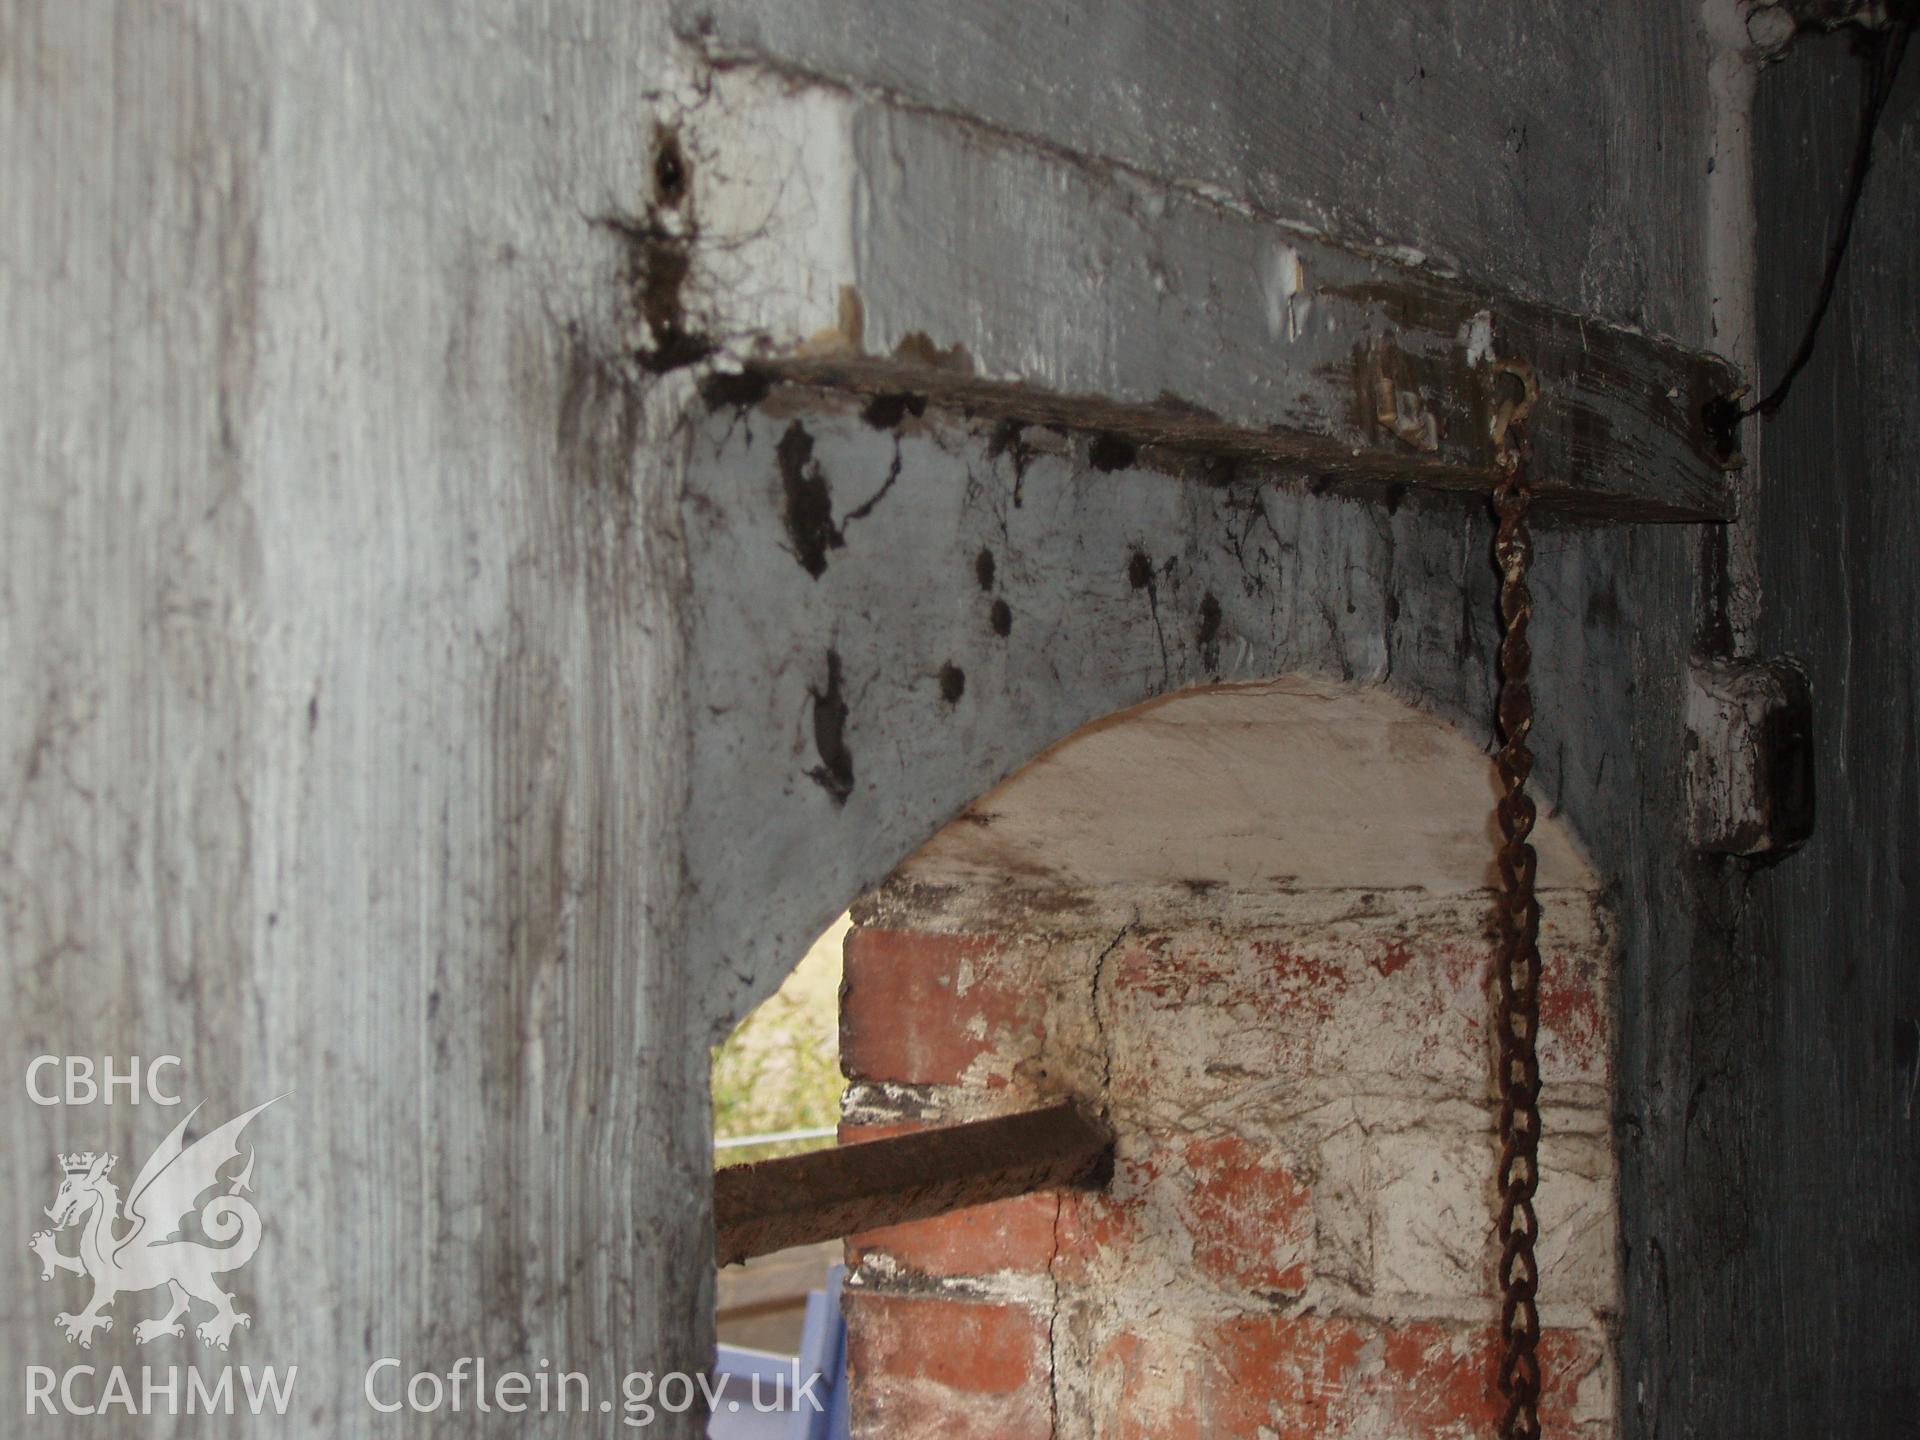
714 1100 1114 1266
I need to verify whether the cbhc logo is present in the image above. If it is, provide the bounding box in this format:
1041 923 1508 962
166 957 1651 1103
25 1056 183 1107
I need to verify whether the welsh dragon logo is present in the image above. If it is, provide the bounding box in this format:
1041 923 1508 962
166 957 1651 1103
28 1096 280 1350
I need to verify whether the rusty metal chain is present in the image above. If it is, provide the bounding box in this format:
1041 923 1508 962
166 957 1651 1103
1490 375 1543 1440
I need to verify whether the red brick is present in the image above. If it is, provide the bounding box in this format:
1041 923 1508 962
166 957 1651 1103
1180 1134 1313 1295
836 1118 926 1145
845 1292 1047 1394
1380 1324 1506 1432
846 1384 1053 1440
839 915 1615 1437
1095 1315 1368 1440
851 1191 1063 1276
1099 1331 1207 1440
840 928 1042 1085
1049 1170 1143 1283
844 1292 1053 1440
1209 1313 1371 1439
1538 945 1607 1073
1206 1315 1600 1439
1373 1323 1606 1439
1107 935 1251 1007
1104 935 1357 1078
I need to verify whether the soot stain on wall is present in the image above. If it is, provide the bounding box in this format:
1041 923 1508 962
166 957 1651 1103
808 649 854 802
939 662 966 705
975 548 996 591
601 127 714 376
1197 592 1223 672
860 392 928 430
777 421 845 577
699 366 774 412
1089 433 1139 473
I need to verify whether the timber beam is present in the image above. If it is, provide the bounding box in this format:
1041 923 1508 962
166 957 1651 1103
714 1101 1115 1267
673 67 1741 524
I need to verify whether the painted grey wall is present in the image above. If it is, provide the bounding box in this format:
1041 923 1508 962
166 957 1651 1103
0 3 1760 1437
676 0 1717 345
681 395 1709 1045
681 394 1729 1440
0 4 715 1434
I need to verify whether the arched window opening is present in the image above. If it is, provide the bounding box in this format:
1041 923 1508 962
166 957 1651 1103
715 678 1613 1438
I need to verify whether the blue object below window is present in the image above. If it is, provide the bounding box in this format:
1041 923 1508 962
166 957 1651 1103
709 1265 850 1440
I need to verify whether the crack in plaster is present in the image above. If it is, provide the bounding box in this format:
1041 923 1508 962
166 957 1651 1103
1046 1191 1066 1440
1088 918 1136 1119
841 436 904 526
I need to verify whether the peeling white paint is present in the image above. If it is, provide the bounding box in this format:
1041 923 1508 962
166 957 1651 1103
1460 308 1496 369
1260 243 1310 342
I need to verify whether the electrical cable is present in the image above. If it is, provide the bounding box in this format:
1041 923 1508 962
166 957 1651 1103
1741 16 1913 420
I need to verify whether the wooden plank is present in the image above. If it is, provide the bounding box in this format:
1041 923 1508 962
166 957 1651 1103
0 0 717 1407
762 292 1739 521
1676 37 1920 1429
714 1102 1114 1266
715 1240 842 1352
717 1240 844 1315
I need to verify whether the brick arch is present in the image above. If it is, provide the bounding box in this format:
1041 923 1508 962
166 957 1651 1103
833 678 1616 1439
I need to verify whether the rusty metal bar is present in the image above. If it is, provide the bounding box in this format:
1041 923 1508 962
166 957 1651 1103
714 1100 1114 1266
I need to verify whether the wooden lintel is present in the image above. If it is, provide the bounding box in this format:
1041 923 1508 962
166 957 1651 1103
760 302 1737 525
713 1101 1114 1267
683 62 1738 524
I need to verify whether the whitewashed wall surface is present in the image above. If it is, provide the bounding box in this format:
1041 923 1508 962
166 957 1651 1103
0 3 1758 1437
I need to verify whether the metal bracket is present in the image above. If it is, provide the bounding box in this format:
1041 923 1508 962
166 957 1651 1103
1685 657 1815 859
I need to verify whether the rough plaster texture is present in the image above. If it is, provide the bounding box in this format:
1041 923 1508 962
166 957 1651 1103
0 4 1759 1437
672 55 1733 521
689 394 1718 1440
683 389 1701 1029
899 679 1593 897
0 4 713 1433
835 691 1617 1435
674 0 1718 346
